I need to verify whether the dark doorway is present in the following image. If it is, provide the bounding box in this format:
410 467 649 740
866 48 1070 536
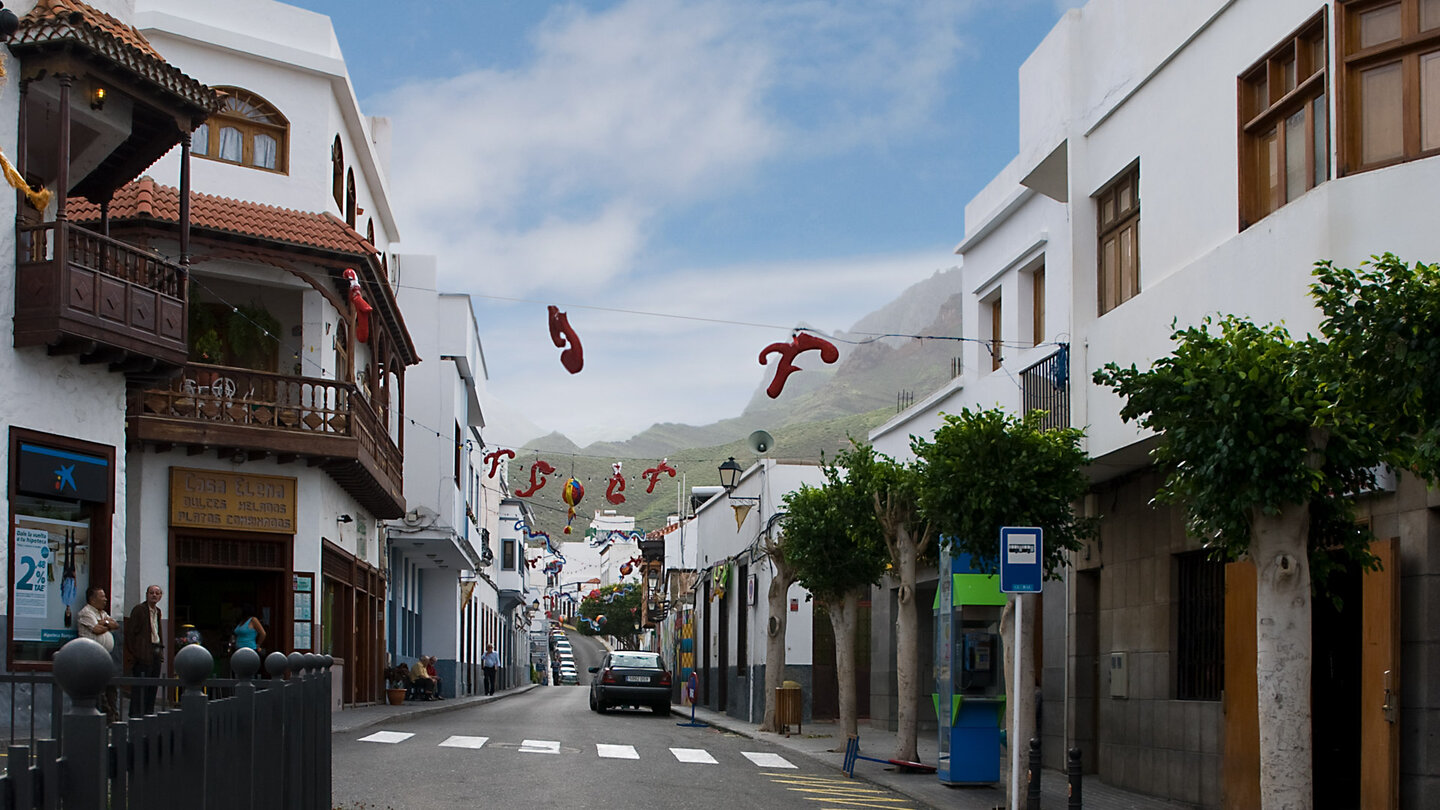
718 585 730 713
1312 567 1362 810
173 566 285 668
701 580 711 706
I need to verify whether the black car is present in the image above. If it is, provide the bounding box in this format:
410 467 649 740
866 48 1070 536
588 651 671 714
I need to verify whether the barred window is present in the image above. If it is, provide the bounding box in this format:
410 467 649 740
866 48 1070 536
1176 550 1224 700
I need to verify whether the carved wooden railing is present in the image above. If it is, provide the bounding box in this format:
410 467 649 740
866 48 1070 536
129 363 402 489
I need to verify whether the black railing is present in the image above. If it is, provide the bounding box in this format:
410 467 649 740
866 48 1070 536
0 639 331 809
1020 345 1070 431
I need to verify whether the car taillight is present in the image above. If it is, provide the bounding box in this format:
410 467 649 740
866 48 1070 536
602 668 617 684
659 670 672 686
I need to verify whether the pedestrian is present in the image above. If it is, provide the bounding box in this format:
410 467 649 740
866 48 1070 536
424 656 444 698
76 585 120 722
551 656 561 686
231 604 266 653
124 584 164 717
409 656 436 699
481 644 499 695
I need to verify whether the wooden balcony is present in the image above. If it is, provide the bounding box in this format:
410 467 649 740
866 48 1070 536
127 364 405 518
14 221 188 377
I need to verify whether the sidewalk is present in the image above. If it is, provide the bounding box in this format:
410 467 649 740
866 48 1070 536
330 683 541 735
682 704 1199 810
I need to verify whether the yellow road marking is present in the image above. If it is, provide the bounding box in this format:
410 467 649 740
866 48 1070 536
765 772 914 809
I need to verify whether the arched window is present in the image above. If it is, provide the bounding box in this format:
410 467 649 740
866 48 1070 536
345 168 357 227
332 136 344 210
194 87 289 173
366 218 375 248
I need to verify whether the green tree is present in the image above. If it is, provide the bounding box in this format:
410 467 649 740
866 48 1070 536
782 448 889 738
913 407 1096 792
578 582 643 649
755 510 799 734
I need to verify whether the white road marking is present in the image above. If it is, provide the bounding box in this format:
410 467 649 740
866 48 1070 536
520 739 561 754
597 743 640 759
438 735 489 749
742 751 797 769
670 747 718 764
358 731 413 744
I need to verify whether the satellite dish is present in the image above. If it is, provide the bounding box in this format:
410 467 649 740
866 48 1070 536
747 430 774 455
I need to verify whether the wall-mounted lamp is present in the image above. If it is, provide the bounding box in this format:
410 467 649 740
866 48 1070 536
717 456 743 491
90 85 107 111
337 514 354 524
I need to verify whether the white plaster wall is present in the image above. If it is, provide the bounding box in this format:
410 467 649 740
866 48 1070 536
420 568 459 659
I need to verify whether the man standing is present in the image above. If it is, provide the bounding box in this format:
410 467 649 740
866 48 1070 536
481 644 499 696
124 585 164 717
76 585 120 722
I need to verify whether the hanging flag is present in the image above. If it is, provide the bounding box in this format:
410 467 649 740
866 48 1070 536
342 268 374 342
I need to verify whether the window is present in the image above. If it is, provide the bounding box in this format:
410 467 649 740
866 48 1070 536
1095 164 1140 315
346 168 357 227
1240 12 1329 227
332 136 345 210
1031 264 1046 347
1175 550 1224 701
193 87 288 173
502 538 516 570
1339 0 1440 172
454 422 462 492
989 296 1003 371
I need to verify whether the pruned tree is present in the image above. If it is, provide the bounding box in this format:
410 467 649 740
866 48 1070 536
782 448 889 738
578 582 643 649
757 512 798 733
913 407 1096 796
839 442 933 763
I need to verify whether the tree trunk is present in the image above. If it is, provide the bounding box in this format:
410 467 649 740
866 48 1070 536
1252 505 1313 810
893 524 920 763
760 564 794 732
829 590 861 739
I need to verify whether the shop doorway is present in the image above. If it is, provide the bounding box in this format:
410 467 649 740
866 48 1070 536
173 566 286 668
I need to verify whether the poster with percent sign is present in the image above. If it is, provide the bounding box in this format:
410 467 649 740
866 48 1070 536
13 527 51 622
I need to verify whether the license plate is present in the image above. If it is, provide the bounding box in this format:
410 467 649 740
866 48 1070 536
626 675 649 683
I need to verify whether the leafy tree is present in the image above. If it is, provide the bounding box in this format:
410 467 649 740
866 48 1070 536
1093 307 1385 808
913 407 1096 792
577 582 643 649
782 449 889 738
838 443 933 763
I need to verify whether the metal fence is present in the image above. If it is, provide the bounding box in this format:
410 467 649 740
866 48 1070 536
0 638 332 809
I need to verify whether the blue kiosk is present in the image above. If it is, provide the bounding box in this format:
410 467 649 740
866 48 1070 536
934 546 1007 785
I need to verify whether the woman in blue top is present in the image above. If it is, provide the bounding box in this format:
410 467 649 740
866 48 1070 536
232 604 266 652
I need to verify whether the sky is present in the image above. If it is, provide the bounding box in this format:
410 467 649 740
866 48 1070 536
291 0 1082 448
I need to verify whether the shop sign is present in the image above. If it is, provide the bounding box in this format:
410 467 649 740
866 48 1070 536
170 468 298 534
16 443 110 502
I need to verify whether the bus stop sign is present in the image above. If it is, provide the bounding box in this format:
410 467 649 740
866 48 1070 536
999 527 1043 593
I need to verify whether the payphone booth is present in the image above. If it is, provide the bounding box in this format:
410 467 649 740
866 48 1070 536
935 545 1007 785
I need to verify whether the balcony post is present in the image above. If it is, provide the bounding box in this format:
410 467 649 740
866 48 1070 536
56 75 72 223
179 132 192 281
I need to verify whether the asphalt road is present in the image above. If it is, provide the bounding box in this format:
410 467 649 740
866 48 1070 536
333 631 922 809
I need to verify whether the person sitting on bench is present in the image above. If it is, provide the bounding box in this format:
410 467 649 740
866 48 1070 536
409 657 436 700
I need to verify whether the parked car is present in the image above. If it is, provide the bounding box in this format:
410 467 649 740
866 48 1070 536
588 651 671 714
559 665 578 685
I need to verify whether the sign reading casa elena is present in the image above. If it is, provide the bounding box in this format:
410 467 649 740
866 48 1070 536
170 468 298 534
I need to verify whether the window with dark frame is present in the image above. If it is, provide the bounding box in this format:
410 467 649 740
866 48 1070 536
1031 264 1046 347
1094 164 1140 316
989 296 1003 371
193 87 289 173
332 135 344 210
1337 0 1440 174
502 537 516 571
1240 11 1330 229
1176 550 1225 701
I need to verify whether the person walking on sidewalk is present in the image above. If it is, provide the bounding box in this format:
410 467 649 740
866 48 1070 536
125 585 164 717
481 645 500 695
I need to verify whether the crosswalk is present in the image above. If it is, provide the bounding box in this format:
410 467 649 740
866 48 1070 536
357 730 796 769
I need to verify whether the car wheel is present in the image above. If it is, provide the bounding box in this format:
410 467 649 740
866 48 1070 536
596 701 608 714
589 692 597 712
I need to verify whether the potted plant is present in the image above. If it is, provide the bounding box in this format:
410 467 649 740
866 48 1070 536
385 666 409 705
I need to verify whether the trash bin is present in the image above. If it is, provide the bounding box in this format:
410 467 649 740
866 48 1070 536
776 680 802 736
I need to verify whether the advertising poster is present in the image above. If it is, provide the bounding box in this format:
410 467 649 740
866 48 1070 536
13 527 50 622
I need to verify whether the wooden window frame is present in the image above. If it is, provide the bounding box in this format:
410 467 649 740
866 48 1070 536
1238 11 1330 229
332 136 345 210
1337 0 1440 174
988 295 1003 371
1094 163 1140 316
1030 264 1046 348
193 87 289 174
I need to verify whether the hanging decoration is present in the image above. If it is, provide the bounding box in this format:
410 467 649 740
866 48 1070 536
525 556 541 569
514 460 555 498
342 268 374 343
60 529 76 628
710 563 730 602
641 459 676 493
562 477 585 534
759 331 839 398
547 305 584 374
605 462 627 505
483 448 515 478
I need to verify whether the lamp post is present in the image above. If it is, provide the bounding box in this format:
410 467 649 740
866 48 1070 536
718 457 743 491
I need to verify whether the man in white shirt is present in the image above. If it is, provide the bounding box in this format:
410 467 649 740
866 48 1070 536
481 645 500 696
76 585 119 722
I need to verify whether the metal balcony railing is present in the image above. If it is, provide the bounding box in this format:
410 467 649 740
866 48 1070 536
1020 345 1070 431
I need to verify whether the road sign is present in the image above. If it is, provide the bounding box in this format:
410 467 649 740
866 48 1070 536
999 527 1042 593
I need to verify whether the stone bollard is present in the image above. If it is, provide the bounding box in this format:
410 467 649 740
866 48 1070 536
1067 747 1083 809
1027 737 1042 810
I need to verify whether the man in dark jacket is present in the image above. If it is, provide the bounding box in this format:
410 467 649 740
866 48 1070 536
124 584 164 717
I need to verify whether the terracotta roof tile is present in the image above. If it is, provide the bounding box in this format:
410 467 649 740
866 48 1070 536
68 178 375 257
25 0 164 61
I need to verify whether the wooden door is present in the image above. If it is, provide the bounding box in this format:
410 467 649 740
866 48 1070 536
1360 538 1399 810
1222 560 1260 810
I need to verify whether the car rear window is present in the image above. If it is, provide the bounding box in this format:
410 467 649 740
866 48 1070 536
610 652 662 669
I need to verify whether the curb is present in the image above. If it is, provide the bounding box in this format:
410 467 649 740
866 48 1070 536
332 684 541 735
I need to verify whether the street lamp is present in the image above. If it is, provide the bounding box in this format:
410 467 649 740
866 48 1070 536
718 456 743 491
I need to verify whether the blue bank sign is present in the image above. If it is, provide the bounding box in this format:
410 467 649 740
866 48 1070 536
999 527 1043 593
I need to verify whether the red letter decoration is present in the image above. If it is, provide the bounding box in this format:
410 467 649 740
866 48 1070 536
343 268 374 343
641 459 677 494
514 460 556 498
483 448 515 478
605 462 627 505
547 305 584 374
758 331 839 398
